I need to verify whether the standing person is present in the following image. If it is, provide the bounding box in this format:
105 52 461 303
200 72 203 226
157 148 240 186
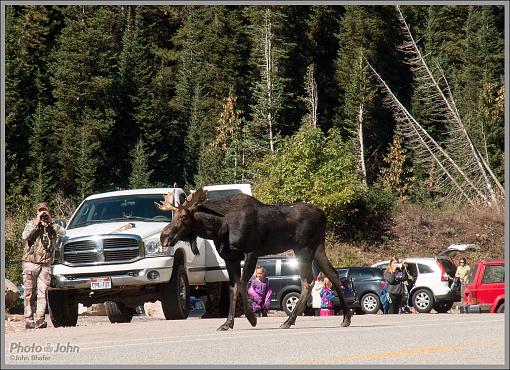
455 257 471 312
311 272 325 316
383 257 405 314
400 259 415 314
247 266 272 317
22 203 66 329
319 277 336 316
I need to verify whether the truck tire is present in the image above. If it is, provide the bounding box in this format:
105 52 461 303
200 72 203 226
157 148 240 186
412 288 435 313
47 290 78 327
160 265 190 320
105 301 135 323
496 302 504 313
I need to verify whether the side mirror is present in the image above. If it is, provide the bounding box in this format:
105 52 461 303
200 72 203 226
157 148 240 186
53 219 67 229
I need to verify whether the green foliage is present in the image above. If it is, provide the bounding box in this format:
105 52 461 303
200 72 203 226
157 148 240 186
129 138 153 189
253 127 395 240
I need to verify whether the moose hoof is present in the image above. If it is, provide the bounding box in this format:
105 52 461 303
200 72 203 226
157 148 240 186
341 310 353 327
280 322 292 329
217 323 231 331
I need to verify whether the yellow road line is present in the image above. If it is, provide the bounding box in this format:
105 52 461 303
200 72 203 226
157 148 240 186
290 339 504 365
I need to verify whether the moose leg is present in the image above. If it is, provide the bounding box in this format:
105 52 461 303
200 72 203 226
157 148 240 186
239 252 258 327
280 250 314 329
217 260 241 331
314 243 353 327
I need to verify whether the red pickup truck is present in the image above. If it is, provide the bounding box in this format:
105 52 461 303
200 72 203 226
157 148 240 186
463 259 505 313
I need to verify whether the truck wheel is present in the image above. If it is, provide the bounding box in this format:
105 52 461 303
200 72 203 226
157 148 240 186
47 290 78 327
496 303 504 313
282 291 300 316
412 289 435 313
433 301 454 313
160 265 190 320
105 301 135 323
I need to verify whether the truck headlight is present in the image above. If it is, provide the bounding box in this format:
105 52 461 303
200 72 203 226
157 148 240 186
145 240 170 257
145 240 160 255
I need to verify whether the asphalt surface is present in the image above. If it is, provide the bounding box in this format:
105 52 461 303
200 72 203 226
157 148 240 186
3 313 507 366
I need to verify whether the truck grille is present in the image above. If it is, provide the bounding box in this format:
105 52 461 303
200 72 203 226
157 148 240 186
63 236 143 265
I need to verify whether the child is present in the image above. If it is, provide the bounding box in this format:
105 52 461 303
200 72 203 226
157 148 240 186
311 272 325 316
319 277 335 316
247 266 272 317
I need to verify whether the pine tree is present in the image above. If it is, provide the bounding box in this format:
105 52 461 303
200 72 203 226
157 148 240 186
379 135 415 201
49 6 119 198
171 6 249 187
28 103 57 202
129 138 153 189
244 6 293 177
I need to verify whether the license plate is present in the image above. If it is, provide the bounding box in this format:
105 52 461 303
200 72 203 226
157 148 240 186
90 277 112 290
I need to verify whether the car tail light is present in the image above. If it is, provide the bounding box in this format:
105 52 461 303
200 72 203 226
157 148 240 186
469 290 477 305
436 260 448 282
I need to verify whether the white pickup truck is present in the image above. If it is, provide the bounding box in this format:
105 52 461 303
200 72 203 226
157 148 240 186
48 184 251 327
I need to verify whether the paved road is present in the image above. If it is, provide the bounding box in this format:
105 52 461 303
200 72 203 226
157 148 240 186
4 313 507 366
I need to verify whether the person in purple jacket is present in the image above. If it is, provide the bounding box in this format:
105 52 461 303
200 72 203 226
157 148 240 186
248 266 273 317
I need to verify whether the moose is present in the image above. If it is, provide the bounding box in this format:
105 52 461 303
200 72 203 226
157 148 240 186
155 189 353 331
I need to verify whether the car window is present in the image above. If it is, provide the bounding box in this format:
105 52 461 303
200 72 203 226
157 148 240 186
481 265 505 284
336 269 348 278
348 269 364 281
372 269 384 279
257 259 277 277
404 263 418 279
466 263 478 284
281 259 300 276
376 263 389 270
68 195 173 228
418 263 434 273
206 189 243 200
438 258 456 278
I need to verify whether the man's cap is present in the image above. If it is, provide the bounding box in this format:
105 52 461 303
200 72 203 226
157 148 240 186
36 202 50 213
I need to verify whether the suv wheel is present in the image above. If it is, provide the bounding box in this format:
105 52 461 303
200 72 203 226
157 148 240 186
105 301 135 323
47 290 78 327
361 293 381 315
282 292 300 316
496 303 504 313
160 265 190 320
412 289 435 313
433 301 453 313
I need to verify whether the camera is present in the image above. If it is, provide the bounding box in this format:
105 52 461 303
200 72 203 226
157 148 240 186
395 263 402 269
41 212 49 222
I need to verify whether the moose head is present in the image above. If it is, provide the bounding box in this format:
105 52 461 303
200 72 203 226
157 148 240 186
155 188 208 250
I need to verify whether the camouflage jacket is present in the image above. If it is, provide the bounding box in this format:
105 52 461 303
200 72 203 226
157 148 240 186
22 220 66 265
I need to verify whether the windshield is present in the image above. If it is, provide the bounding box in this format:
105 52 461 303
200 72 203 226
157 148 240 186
68 194 173 229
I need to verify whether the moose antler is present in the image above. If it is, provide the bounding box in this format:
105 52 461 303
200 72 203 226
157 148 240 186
154 190 177 212
182 188 208 208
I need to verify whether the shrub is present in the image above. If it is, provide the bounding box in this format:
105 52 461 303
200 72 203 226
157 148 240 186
252 127 395 241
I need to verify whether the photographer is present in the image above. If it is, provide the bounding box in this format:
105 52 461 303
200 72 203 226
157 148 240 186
21 203 65 329
383 257 405 314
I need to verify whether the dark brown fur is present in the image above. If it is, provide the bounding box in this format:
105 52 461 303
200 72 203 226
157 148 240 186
160 191 352 330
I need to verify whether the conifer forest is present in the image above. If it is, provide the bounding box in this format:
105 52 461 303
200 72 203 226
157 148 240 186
4 4 506 281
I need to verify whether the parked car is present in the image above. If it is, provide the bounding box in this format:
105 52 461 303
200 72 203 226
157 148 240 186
336 267 385 314
255 256 357 316
464 259 505 314
371 243 479 313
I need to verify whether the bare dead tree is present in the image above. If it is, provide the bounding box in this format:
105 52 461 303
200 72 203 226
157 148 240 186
264 9 275 153
394 5 504 206
301 63 318 129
